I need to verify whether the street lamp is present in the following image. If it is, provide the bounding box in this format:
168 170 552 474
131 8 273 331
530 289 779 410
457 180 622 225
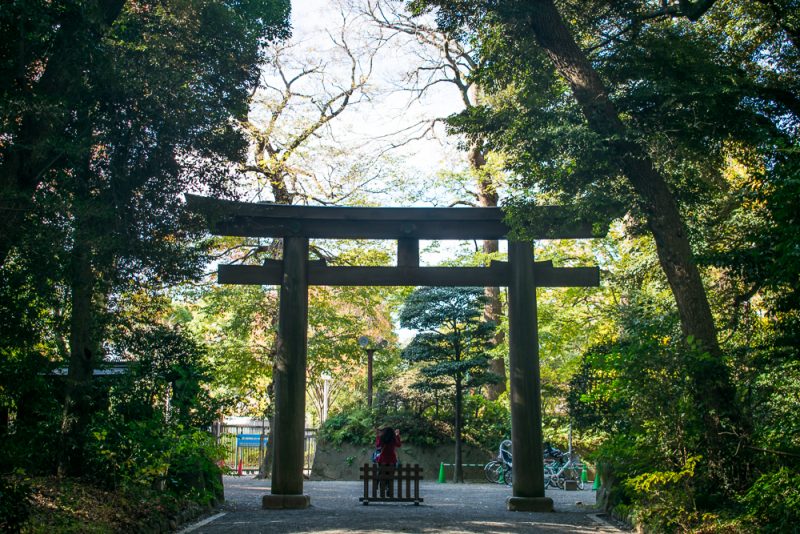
321 372 332 424
358 336 388 408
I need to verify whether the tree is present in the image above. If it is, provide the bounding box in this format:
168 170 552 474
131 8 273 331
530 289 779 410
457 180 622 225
399 286 497 482
0 0 291 265
0 0 292 476
242 5 382 205
359 0 508 396
404 0 800 466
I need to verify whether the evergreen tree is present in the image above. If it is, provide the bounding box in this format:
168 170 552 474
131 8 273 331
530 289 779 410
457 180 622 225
400 286 497 482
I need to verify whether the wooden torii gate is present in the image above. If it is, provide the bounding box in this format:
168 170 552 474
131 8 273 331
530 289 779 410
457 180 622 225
188 194 603 512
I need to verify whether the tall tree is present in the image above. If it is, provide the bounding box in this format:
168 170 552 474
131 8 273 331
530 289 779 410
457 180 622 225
0 0 292 476
400 286 497 482
405 0 800 463
243 6 382 205
359 0 508 397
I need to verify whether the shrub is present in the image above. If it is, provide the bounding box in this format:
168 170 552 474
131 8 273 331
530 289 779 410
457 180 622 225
166 429 225 505
740 467 800 533
0 474 31 532
85 414 224 504
319 406 450 448
461 394 510 452
623 456 719 533
319 407 377 446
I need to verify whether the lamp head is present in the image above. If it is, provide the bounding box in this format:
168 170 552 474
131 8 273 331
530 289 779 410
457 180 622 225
357 336 370 348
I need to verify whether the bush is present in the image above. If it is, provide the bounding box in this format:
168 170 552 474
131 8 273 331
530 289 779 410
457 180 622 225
319 407 377 446
0 474 31 532
166 429 225 505
85 414 224 504
740 467 800 533
623 456 721 533
319 406 450 448
77 322 227 504
461 394 510 452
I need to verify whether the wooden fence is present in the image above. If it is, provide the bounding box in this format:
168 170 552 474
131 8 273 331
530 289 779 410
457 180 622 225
359 463 423 505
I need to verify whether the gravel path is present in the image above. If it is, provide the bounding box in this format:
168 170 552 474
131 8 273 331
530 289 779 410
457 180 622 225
181 476 623 533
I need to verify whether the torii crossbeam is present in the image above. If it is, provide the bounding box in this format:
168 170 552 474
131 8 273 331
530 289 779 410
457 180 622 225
188 194 605 512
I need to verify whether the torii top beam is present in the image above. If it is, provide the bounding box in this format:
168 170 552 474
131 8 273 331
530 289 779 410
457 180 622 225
187 194 604 288
185 194 597 241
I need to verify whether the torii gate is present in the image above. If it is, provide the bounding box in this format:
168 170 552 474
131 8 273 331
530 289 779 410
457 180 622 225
188 194 604 513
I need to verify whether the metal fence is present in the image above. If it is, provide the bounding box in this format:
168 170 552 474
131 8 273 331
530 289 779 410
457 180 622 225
213 422 317 476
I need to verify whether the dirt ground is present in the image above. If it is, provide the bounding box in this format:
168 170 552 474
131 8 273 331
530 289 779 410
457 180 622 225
178 476 624 533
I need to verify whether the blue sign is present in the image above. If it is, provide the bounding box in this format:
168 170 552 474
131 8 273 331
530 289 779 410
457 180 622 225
237 433 267 448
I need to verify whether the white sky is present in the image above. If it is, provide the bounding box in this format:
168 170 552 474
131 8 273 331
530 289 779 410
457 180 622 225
286 0 469 200
283 1 507 344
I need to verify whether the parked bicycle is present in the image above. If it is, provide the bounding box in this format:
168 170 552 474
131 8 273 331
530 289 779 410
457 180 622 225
485 440 584 490
484 439 512 485
544 451 585 490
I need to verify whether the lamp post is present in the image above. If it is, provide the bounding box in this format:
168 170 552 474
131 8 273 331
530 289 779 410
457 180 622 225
358 336 387 408
321 372 332 424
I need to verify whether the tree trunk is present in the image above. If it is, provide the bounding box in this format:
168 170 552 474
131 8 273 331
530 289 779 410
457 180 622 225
0 407 8 436
453 376 464 483
469 143 507 400
258 383 276 479
58 207 97 476
522 0 739 439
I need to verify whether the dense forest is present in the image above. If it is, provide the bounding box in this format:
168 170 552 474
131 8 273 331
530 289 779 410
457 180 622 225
1 0 798 532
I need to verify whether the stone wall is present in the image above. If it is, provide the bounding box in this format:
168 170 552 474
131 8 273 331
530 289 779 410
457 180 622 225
310 441 493 482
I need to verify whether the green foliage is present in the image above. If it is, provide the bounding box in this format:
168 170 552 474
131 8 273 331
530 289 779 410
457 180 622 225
318 404 451 448
163 428 225 505
111 324 222 428
0 0 293 479
400 286 498 463
460 394 510 452
188 283 276 417
319 407 377 447
75 321 227 502
623 456 714 533
400 287 498 390
740 468 800 533
85 416 224 503
568 333 704 449
374 403 452 448
0 474 32 532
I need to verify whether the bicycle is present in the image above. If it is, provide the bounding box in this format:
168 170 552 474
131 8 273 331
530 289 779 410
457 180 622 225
544 452 585 490
484 439 512 485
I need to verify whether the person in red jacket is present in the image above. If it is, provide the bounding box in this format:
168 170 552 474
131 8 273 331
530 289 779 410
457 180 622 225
375 427 401 496
375 427 401 465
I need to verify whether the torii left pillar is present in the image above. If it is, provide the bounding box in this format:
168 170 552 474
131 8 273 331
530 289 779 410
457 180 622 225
262 236 311 509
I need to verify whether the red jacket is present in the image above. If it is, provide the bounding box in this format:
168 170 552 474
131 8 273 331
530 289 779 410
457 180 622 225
375 434 401 465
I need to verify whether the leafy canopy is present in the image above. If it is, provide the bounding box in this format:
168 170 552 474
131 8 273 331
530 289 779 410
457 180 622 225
400 287 497 388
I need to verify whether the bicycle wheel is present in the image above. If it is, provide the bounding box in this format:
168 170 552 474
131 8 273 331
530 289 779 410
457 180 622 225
484 460 503 484
503 467 512 485
544 462 559 489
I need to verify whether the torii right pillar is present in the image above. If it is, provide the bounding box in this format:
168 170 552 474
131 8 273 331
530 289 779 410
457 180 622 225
507 241 554 512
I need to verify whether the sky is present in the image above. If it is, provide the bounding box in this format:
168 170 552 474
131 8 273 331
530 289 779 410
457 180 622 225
285 0 469 199
282 1 489 344
259 1 508 257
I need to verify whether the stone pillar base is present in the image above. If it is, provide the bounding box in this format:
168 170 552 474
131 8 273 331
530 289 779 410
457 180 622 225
262 494 311 509
506 496 554 512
